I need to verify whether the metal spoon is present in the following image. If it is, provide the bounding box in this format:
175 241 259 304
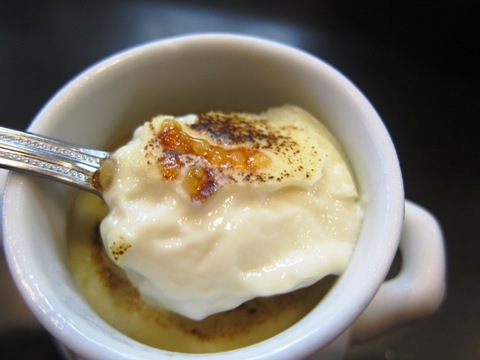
0 126 110 196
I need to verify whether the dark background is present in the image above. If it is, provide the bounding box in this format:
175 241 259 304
1 1 478 359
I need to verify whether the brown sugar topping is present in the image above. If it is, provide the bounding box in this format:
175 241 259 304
158 119 271 171
150 117 272 203
142 111 319 203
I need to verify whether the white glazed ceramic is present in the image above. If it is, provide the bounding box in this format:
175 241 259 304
1 34 445 360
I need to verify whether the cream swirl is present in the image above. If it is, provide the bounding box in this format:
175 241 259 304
100 105 363 320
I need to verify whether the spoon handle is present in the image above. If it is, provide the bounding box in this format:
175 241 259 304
0 126 109 195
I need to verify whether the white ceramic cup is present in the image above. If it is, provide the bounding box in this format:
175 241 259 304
1 33 445 360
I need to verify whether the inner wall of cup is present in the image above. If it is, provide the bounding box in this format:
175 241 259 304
7 35 402 358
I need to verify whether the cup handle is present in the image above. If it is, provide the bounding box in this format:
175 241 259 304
350 200 446 343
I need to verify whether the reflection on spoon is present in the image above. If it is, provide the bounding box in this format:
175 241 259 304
0 126 114 196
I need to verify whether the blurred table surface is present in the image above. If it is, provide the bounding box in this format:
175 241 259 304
1 1 479 359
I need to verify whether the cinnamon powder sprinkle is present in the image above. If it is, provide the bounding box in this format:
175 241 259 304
143 111 314 203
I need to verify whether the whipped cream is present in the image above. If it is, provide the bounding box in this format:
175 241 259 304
100 105 363 320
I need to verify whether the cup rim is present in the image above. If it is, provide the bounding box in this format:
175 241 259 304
2 32 404 359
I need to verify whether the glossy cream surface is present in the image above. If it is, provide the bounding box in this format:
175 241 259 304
100 105 363 320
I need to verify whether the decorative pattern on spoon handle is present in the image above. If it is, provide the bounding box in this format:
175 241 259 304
0 126 109 195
